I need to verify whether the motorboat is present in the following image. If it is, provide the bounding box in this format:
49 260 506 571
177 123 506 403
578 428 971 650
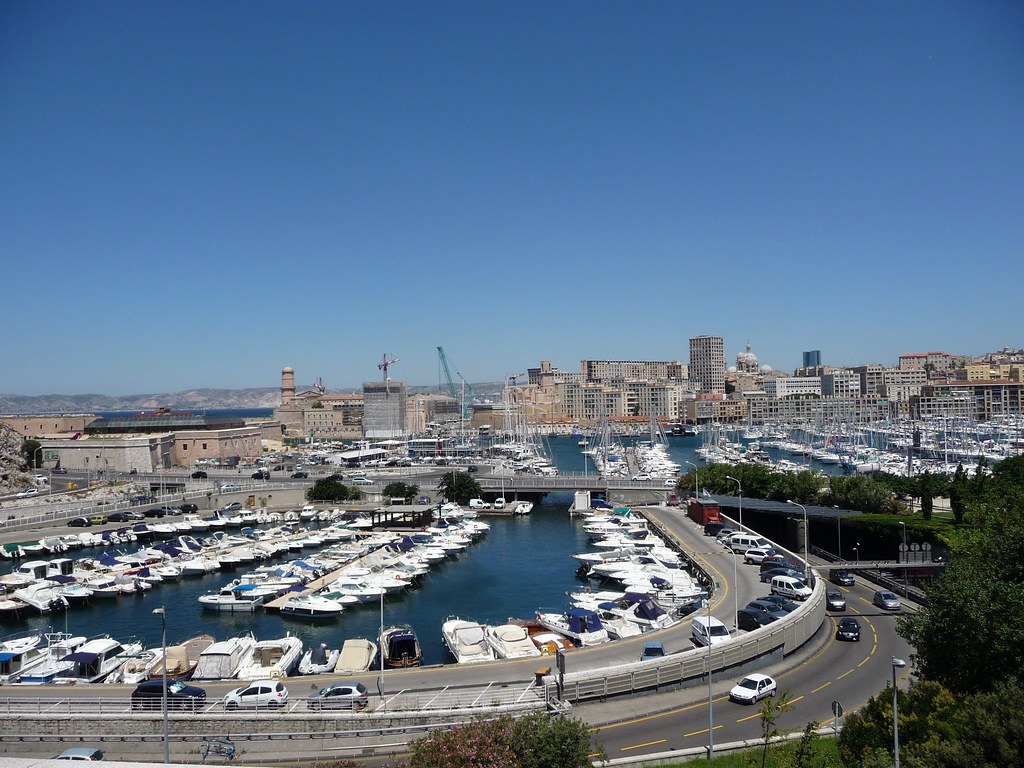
602 593 678 631
334 638 378 674
148 634 215 680
379 624 422 668
536 608 610 647
297 643 340 675
0 633 46 684
441 618 495 664
484 624 541 660
508 619 575 656
54 636 143 684
12 582 68 613
191 633 257 680
326 577 386 604
197 583 269 613
279 593 347 620
12 631 88 684
235 635 303 680
591 608 643 639
104 647 162 684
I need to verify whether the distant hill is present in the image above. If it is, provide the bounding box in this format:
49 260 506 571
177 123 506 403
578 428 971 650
0 382 506 414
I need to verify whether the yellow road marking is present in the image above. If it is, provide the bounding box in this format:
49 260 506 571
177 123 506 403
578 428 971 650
812 681 832 693
620 739 667 751
684 725 724 738
837 668 855 679
736 712 761 723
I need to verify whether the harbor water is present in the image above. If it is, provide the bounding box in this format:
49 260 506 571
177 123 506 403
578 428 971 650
2 432 843 665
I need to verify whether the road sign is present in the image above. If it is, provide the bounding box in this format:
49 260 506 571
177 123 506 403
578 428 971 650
832 700 844 718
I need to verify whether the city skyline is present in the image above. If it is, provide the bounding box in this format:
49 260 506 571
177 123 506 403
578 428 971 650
3 3 1022 396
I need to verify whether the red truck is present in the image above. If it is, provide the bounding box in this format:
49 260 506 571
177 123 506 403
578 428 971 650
687 498 722 526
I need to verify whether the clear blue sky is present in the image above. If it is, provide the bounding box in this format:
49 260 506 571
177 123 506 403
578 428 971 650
3 1 1022 396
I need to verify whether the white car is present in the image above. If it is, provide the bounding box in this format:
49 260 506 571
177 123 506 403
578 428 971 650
728 673 777 704
16 488 40 498
631 474 652 481
223 679 288 710
351 477 373 486
743 547 776 565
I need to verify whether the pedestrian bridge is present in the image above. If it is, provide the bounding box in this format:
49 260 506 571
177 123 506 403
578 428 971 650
475 473 676 496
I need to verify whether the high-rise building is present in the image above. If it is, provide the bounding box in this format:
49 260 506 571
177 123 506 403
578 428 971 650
802 350 822 368
689 336 726 394
362 380 408 439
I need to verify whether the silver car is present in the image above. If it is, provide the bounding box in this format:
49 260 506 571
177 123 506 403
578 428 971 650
872 590 901 611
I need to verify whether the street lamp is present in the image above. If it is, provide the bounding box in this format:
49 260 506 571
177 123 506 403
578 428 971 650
854 543 860 565
685 461 699 499
834 505 841 560
705 592 715 759
724 475 742 532
152 606 168 764
892 657 906 768
787 500 810 581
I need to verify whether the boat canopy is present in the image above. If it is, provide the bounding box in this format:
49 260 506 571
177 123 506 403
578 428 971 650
565 608 603 633
61 651 100 664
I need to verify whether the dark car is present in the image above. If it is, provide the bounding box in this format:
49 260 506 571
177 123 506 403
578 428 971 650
760 566 804 583
466 465 479 473
306 682 368 711
291 471 309 479
142 507 166 518
66 516 91 527
251 469 271 480
106 511 132 523
131 679 207 712
829 569 855 586
180 503 198 514
746 599 789 621
760 556 802 574
826 590 847 611
51 466 69 475
703 521 727 537
835 617 861 641
640 641 665 661
737 608 775 632
758 594 800 613
190 470 208 479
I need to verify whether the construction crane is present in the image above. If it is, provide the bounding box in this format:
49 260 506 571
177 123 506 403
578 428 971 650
437 346 473 421
508 372 525 385
378 353 400 381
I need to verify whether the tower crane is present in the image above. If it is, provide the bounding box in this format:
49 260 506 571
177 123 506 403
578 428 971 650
378 354 400 381
437 346 473 421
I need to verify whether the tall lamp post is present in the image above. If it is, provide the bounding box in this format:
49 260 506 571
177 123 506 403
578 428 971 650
724 476 742 631
787 500 810 581
705 591 715 759
724 475 742 532
152 607 168 764
685 461 699 499
892 657 906 768
899 521 908 597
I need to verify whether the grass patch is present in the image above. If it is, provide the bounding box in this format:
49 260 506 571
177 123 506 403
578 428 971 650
631 736 842 767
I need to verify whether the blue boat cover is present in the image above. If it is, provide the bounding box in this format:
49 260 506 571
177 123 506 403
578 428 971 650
60 652 99 664
0 652 19 661
566 607 603 633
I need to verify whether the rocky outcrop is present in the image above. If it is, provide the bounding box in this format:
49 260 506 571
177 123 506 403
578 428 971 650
0 423 32 494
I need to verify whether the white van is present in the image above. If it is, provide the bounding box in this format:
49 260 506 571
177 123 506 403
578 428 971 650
691 615 732 647
727 532 770 554
468 498 491 510
770 575 813 601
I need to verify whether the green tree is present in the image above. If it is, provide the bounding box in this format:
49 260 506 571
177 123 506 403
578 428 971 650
21 438 41 469
437 471 481 505
757 689 795 768
920 680 1024 768
306 474 360 502
382 481 419 502
948 463 968 524
918 471 934 521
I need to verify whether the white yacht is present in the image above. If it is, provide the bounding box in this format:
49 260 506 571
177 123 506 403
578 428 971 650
279 593 347 620
483 624 541 660
441 618 495 664
197 583 269 612
297 643 340 675
536 608 610 647
191 634 257 680
235 635 303 680
334 638 378 674
54 636 143 684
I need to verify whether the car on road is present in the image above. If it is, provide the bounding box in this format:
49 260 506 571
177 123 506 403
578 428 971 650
736 608 776 632
66 516 91 527
220 483 241 492
835 617 861 641
131 679 207 712
640 641 665 661
251 469 271 480
191 470 208 479
16 488 40 498
306 682 369 711
759 566 804 583
829 569 855 586
703 521 727 537
223 679 288 710
743 547 777 565
51 466 68 475
759 554 800 572
630 473 651 481
728 673 777 704
873 590 902 611
55 747 104 761
291 471 309 478
351 477 373 486
826 590 847 611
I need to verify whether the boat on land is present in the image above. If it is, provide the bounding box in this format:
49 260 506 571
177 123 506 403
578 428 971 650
441 617 495 664
334 638 378 674
379 624 422 668
148 634 215 680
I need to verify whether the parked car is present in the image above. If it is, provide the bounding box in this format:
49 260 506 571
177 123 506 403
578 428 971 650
66 516 91 527
728 673 777 704
142 507 166 518
306 682 368 711
743 547 777 565
759 566 804 583
220 483 242 492
758 595 800 614
106 511 132 523
191 470 208 479
16 488 40 498
746 599 788 621
759 554 800 572
131 679 207 712
55 747 104 761
826 590 847 611
703 521 727 537
180 503 198 514
223 679 288 710
873 590 902 611
736 608 775 632
829 569 855 586
715 527 737 545
89 515 107 526
220 501 243 512
835 617 861 641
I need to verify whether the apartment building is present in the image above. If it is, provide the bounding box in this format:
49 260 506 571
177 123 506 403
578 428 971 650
689 336 726 394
